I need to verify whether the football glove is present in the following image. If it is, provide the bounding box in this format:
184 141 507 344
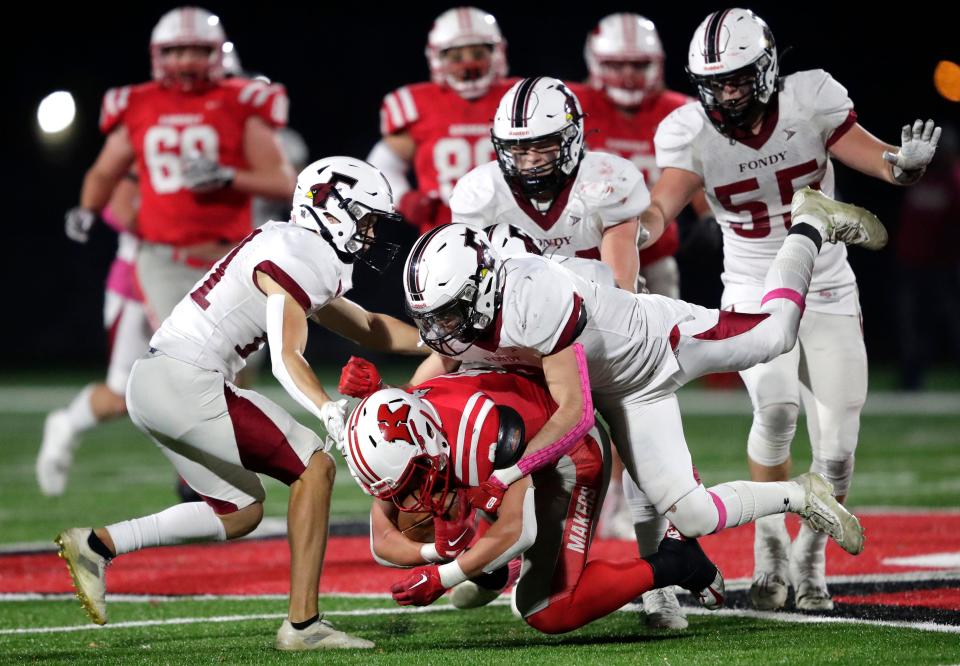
181 156 235 192
882 119 941 184
391 566 446 606
338 356 383 398
65 207 97 243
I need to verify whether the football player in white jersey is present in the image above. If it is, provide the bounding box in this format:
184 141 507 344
53 157 426 651
449 76 648 293
399 190 888 598
640 8 941 613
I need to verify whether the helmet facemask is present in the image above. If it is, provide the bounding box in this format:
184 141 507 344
438 44 496 99
493 126 581 200
300 182 403 273
688 55 776 136
596 58 663 108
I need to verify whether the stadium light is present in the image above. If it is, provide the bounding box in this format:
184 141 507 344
37 91 76 134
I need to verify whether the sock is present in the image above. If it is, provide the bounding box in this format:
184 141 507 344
707 480 804 530
632 516 668 557
753 513 790 576
65 384 98 433
291 614 319 630
87 530 114 560
761 232 818 316
105 502 227 555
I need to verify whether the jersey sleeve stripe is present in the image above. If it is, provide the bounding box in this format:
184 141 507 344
383 93 405 132
456 393 484 485
397 87 418 124
468 398 495 487
825 109 858 149
549 293 586 355
252 261 312 311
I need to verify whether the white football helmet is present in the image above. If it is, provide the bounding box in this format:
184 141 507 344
426 7 508 99
585 13 664 108
150 7 226 90
686 8 778 136
343 389 451 514
484 223 542 258
291 157 403 271
404 224 502 355
492 77 585 199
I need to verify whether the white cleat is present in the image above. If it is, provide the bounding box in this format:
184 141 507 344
793 472 865 556
37 410 77 497
275 617 374 651
55 528 108 625
449 580 502 609
790 525 834 611
642 588 689 630
750 516 791 610
750 572 789 611
791 187 888 250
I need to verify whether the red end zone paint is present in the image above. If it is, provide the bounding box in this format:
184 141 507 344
834 589 960 610
3 513 958 602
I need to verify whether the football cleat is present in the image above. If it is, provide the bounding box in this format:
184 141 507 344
55 528 108 625
793 472 865 555
641 587 688 630
37 410 77 497
790 526 834 611
750 572 789 611
791 187 888 250
275 617 374 651
450 559 521 609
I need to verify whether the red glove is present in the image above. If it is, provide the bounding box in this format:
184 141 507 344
398 190 441 232
391 566 446 606
466 477 509 515
433 496 475 560
338 356 382 398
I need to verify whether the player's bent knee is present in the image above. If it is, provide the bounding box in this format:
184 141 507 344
747 402 799 466
669 487 720 538
525 605 578 635
304 449 337 485
220 501 263 539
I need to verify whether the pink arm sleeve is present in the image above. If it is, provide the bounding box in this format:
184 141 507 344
514 342 594 477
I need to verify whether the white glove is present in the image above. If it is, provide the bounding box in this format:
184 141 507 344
181 156 235 192
882 119 942 184
319 399 349 451
64 207 97 243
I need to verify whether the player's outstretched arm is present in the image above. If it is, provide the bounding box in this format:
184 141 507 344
312 297 427 355
830 120 941 185
639 167 703 249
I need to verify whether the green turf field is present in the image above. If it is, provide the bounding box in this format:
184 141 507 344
2 373 959 663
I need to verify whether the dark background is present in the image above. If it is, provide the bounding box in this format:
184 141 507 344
8 2 957 375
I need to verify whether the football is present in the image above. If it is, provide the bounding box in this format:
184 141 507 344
394 491 461 543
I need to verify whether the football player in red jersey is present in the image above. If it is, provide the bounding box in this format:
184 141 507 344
66 7 295 331
340 365 724 634
576 13 712 300
367 6 517 234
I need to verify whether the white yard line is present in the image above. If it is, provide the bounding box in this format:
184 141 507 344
2 597 958 637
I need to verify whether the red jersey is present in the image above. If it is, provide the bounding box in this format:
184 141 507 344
379 80 517 233
574 85 691 264
100 78 288 247
413 369 556 488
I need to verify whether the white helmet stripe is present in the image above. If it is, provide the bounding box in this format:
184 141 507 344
467 398 494 486
397 87 418 124
456 393 484 483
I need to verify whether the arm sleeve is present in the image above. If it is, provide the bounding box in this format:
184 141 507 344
235 79 289 129
99 86 133 135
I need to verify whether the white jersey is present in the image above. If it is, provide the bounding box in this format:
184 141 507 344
656 69 859 314
450 151 650 261
151 221 352 380
450 255 680 395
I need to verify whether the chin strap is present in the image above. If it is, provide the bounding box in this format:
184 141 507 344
299 205 355 264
